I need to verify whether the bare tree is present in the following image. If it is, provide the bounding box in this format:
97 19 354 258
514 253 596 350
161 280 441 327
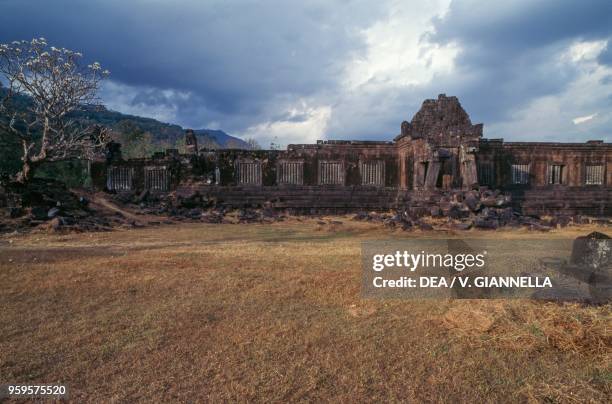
0 38 110 182
245 137 261 150
269 136 281 151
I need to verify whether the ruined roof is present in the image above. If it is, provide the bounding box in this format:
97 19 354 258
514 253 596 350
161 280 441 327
395 94 483 141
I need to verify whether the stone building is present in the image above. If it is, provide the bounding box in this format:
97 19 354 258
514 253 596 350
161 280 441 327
92 94 611 216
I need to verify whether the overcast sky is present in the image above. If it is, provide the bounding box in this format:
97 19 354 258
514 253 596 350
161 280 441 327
1 0 611 145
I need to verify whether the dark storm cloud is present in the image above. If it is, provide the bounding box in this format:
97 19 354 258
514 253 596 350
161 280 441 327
431 0 612 51
425 0 612 124
1 0 611 141
0 0 383 126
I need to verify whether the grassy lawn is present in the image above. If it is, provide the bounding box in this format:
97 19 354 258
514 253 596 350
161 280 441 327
1 219 610 402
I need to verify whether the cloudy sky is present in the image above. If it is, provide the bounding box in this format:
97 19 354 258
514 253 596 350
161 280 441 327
1 0 611 145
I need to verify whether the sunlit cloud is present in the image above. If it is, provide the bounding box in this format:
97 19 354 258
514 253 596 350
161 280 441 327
573 113 598 125
1 0 611 144
243 101 332 147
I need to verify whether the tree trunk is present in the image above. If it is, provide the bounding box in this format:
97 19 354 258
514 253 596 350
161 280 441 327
15 160 34 183
15 140 36 183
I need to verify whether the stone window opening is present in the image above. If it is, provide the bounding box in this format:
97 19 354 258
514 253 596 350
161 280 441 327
236 160 262 186
107 166 134 191
360 160 385 187
511 163 530 185
478 162 494 186
145 166 169 191
277 160 304 185
585 164 604 185
548 164 564 185
318 161 344 185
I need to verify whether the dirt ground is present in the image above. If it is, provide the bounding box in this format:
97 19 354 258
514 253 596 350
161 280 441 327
0 219 610 402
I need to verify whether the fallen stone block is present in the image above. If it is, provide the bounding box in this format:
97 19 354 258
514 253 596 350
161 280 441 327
418 221 434 231
448 204 470 219
481 197 498 208
570 231 610 270
383 218 396 228
47 207 61 219
474 218 499 230
464 194 481 211
430 206 442 217
498 207 514 223
352 211 369 221
452 222 473 231
529 224 553 232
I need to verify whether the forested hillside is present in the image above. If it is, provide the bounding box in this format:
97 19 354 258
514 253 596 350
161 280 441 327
0 88 250 176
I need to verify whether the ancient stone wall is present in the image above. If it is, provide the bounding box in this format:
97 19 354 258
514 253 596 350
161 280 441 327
90 94 611 217
477 140 611 188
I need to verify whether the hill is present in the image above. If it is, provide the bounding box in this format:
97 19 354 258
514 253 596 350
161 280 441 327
194 129 250 149
0 89 250 175
75 105 250 150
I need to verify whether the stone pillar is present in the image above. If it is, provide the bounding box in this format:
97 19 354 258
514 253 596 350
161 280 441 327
459 145 478 188
185 129 198 154
105 141 122 163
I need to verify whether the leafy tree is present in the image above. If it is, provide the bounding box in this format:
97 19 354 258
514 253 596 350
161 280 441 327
0 38 110 182
174 136 186 154
113 119 157 158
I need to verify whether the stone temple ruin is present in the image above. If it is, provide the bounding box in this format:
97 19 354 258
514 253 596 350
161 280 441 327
93 95 611 217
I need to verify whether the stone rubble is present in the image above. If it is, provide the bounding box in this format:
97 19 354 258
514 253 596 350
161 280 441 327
351 188 604 231
0 179 609 234
0 179 140 233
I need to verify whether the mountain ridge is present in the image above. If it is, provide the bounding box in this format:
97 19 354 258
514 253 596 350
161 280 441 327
76 105 250 150
0 89 251 174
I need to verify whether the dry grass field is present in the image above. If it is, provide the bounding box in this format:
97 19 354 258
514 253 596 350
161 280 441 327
1 218 610 402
